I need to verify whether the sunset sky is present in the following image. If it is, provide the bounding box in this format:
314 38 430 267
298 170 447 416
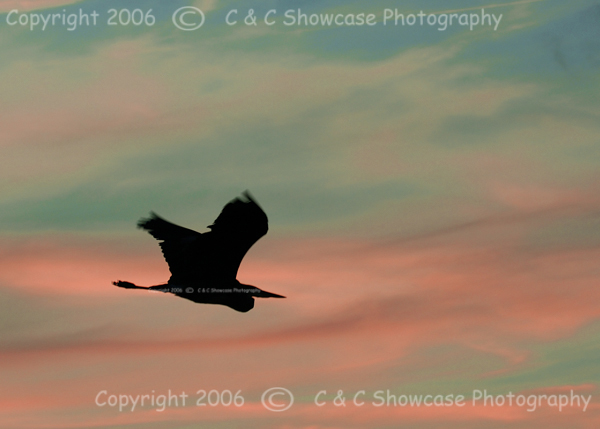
1 0 599 428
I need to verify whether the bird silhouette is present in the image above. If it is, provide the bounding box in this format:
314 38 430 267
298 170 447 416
113 191 284 312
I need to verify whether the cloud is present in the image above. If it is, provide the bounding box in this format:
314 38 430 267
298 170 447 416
1 2 599 428
0 0 80 12
1 199 598 371
0 36 542 232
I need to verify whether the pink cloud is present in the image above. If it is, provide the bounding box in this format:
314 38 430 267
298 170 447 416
1 202 599 365
0 235 168 296
1 203 598 429
1 391 597 429
0 0 80 12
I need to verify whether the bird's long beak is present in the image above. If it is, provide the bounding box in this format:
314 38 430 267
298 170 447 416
257 290 286 298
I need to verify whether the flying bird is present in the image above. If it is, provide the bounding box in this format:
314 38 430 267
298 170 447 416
113 191 284 312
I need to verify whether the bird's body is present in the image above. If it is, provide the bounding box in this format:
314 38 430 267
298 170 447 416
113 191 284 312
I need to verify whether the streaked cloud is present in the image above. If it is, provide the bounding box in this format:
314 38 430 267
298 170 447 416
0 0 81 12
1 0 599 428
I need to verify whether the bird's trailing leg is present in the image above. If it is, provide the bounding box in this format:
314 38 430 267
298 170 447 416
113 281 174 295
113 280 149 289
113 280 172 292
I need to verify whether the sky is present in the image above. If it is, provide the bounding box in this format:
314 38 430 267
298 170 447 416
0 0 599 428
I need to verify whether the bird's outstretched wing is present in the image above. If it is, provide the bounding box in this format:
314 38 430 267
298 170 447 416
137 212 205 283
138 191 268 283
206 191 268 278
